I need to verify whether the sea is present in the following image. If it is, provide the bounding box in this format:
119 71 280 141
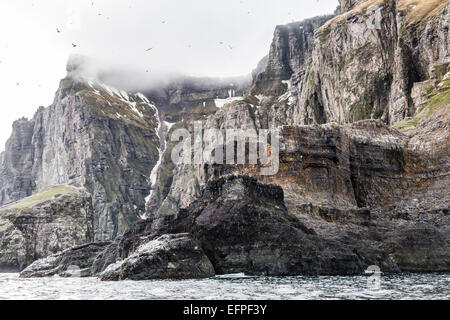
0 272 448 300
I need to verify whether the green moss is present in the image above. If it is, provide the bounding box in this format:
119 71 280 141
349 93 373 122
5 185 80 210
243 95 261 106
394 76 450 130
82 91 153 129
59 77 88 99
432 62 450 81
317 26 332 44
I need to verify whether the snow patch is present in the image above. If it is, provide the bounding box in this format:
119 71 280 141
214 96 243 109
163 121 176 131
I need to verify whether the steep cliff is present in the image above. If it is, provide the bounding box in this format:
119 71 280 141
0 185 93 270
91 175 365 278
0 59 162 241
145 1 449 274
249 0 449 126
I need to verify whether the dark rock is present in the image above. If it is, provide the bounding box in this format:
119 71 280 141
99 233 214 281
95 175 365 277
20 242 110 278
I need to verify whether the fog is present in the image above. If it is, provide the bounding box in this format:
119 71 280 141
0 0 339 151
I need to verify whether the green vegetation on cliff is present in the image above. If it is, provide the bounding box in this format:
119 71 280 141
4 185 81 211
395 72 450 131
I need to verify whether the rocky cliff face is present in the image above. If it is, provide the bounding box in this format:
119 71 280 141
144 0 449 274
144 76 251 123
249 0 449 126
0 60 162 241
28 175 363 279
0 118 35 205
0 59 253 245
2 0 450 277
0 186 93 270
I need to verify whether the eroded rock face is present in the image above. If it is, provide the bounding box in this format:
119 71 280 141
20 242 110 278
154 112 449 273
0 118 35 205
99 233 214 281
93 176 365 278
250 0 449 126
0 188 94 270
0 65 162 240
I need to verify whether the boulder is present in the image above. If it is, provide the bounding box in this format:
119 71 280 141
20 242 110 278
99 233 214 281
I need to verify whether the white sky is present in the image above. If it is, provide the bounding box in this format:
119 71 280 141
0 0 338 151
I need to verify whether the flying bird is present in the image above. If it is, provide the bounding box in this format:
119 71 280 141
72 43 77 48
146 47 153 52
161 20 166 24
56 28 61 33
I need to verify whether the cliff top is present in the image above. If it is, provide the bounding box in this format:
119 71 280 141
0 185 81 212
320 0 449 34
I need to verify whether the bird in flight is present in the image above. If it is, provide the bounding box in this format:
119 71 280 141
161 20 166 24
56 28 61 33
72 43 77 48
146 47 153 52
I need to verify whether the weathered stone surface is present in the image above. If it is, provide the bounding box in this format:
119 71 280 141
0 61 162 241
99 233 214 281
95 176 365 277
20 242 110 278
156 111 449 274
0 186 94 270
0 118 35 205
248 0 449 127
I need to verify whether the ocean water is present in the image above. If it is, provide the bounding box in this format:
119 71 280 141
0 273 448 300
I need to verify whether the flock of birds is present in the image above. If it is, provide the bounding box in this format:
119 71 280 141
1 0 322 86
52 1 245 75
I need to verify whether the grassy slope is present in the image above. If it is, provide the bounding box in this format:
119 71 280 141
395 73 450 130
3 185 80 210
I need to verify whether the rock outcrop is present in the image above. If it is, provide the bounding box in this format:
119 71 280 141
99 233 214 281
0 186 94 270
20 242 110 278
92 176 365 278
